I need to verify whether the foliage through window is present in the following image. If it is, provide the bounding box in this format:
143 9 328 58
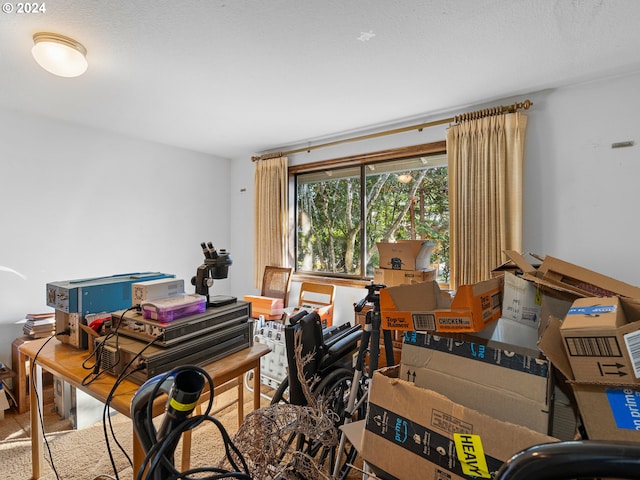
295 151 449 283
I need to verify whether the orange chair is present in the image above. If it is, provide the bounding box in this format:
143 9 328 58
297 282 336 327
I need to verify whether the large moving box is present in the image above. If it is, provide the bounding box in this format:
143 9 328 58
509 253 640 300
540 316 640 442
376 240 435 271
373 267 436 287
361 367 557 480
559 296 640 385
400 332 553 434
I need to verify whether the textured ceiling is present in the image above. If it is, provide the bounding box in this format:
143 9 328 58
1 0 640 158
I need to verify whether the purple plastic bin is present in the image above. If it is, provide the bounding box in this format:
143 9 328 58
141 294 206 322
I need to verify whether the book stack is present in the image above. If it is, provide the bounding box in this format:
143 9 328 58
22 312 56 338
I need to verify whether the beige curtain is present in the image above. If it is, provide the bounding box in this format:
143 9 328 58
447 112 527 289
254 156 288 288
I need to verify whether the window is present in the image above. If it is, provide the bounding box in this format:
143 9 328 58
292 143 449 283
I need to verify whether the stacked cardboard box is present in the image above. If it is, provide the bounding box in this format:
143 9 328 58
379 277 503 333
360 252 640 478
361 366 558 480
540 295 640 442
374 240 437 287
488 252 640 442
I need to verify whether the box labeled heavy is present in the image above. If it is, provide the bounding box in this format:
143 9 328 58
361 367 557 480
377 240 435 271
379 277 502 333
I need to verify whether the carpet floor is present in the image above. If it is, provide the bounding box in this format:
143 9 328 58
0 383 364 480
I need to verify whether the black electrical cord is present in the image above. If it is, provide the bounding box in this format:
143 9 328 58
31 333 64 480
82 306 139 386
134 366 252 480
101 336 161 480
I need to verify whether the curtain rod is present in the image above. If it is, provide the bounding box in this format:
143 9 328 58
251 99 532 162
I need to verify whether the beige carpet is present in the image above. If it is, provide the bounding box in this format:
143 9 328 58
0 387 268 480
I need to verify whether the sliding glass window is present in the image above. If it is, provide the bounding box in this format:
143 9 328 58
294 147 449 283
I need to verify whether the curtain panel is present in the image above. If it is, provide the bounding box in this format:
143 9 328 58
253 156 288 288
447 112 527 288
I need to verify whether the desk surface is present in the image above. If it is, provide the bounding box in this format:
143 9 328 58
19 337 270 416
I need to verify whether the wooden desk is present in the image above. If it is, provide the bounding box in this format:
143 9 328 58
20 337 270 480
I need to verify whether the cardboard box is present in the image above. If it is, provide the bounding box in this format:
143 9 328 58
377 240 435 271
373 267 436 287
501 271 542 326
509 253 640 300
400 331 552 434
284 304 333 328
540 316 640 441
361 366 557 480
243 295 284 320
131 278 185 306
379 281 451 331
559 296 640 385
491 250 541 278
473 271 543 350
379 277 503 333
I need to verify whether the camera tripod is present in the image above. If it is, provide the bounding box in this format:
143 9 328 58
332 283 395 479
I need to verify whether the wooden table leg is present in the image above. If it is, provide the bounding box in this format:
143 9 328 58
12 338 29 414
236 374 244 429
30 362 44 479
252 363 260 411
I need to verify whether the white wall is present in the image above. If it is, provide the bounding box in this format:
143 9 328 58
0 108 231 366
3 70 638 365
230 70 640 328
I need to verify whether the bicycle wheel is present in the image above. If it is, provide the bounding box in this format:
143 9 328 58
313 367 364 480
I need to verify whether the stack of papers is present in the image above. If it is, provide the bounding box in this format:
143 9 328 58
22 312 55 338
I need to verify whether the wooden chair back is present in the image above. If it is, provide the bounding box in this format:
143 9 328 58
261 266 293 307
298 282 335 309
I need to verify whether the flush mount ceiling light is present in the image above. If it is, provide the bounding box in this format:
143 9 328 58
32 32 87 77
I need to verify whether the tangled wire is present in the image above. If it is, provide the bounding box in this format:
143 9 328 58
219 327 340 480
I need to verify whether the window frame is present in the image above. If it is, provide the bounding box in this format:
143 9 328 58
288 141 447 287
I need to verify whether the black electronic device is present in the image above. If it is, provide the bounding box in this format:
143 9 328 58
95 321 253 384
112 300 251 347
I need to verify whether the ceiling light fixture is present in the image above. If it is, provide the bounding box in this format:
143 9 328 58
32 32 88 77
397 174 413 184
